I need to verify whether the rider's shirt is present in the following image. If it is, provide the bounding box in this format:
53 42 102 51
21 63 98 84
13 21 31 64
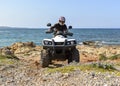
50 23 67 32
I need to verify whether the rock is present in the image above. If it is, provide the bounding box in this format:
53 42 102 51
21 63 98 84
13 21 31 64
83 41 96 46
91 72 95 78
0 48 2 54
14 47 31 54
1 47 13 56
23 42 36 47
9 42 38 55
0 65 15 71
10 42 36 52
83 41 102 46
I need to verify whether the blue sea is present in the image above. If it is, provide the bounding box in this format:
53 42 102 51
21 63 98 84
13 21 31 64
0 28 120 47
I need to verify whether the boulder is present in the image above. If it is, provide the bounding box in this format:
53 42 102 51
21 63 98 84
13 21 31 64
1 47 13 56
82 41 102 46
10 42 25 52
14 47 32 54
23 42 36 47
10 42 36 52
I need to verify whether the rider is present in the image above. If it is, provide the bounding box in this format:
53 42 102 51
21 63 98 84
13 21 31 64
49 16 68 36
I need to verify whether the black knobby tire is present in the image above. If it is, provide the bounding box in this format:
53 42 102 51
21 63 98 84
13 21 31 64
68 53 72 64
40 49 50 67
72 48 80 62
68 48 80 63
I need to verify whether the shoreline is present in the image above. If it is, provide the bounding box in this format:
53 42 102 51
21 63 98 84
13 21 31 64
1 41 120 48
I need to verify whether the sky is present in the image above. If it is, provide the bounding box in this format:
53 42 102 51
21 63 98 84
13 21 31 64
0 0 120 28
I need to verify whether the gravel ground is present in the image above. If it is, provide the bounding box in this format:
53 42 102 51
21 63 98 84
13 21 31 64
0 60 120 86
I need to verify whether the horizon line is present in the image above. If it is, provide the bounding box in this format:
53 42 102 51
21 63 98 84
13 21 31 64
0 26 120 29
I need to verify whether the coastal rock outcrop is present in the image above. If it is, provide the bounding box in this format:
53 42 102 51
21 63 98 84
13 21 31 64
1 41 120 63
77 45 120 63
10 42 36 52
0 42 41 61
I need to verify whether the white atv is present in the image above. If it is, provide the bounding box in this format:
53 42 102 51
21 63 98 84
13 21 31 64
40 23 80 67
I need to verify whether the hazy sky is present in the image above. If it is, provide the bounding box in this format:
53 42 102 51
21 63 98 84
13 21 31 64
0 0 120 28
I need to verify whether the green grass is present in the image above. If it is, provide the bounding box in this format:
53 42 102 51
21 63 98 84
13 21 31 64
0 55 19 65
99 54 120 61
99 54 107 61
46 63 117 74
24 53 31 56
0 54 19 59
114 63 120 66
115 72 120 76
109 54 120 60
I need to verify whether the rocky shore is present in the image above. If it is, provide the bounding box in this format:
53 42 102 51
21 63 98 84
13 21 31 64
0 42 120 86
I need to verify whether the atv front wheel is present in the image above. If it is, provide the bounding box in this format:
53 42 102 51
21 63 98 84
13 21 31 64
40 49 50 67
68 48 80 63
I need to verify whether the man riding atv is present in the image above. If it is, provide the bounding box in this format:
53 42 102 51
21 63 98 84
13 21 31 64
48 16 68 37
40 16 79 67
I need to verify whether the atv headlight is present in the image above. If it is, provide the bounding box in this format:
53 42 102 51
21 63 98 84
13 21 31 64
71 41 77 45
43 41 52 45
66 41 71 45
66 41 77 45
71 41 75 45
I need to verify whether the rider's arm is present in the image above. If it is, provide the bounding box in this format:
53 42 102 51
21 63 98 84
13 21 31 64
46 24 56 33
49 24 57 32
63 24 68 33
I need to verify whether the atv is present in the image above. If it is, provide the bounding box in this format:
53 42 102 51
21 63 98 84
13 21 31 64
40 23 80 67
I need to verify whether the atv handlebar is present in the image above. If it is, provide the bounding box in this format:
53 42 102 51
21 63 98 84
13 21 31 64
45 30 53 33
64 32 73 36
45 30 73 36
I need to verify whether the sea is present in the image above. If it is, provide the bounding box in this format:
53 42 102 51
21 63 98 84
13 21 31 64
0 28 120 47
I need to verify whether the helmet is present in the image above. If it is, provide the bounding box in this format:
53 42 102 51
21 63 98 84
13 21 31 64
59 16 66 22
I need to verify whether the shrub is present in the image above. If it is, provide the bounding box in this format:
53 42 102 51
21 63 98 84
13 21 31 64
91 62 115 70
99 54 107 61
109 54 120 60
0 55 18 64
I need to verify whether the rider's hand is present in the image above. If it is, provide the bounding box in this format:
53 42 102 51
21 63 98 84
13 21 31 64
63 30 68 34
45 30 53 33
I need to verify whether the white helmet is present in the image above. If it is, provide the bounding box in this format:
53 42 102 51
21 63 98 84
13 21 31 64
59 16 66 22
